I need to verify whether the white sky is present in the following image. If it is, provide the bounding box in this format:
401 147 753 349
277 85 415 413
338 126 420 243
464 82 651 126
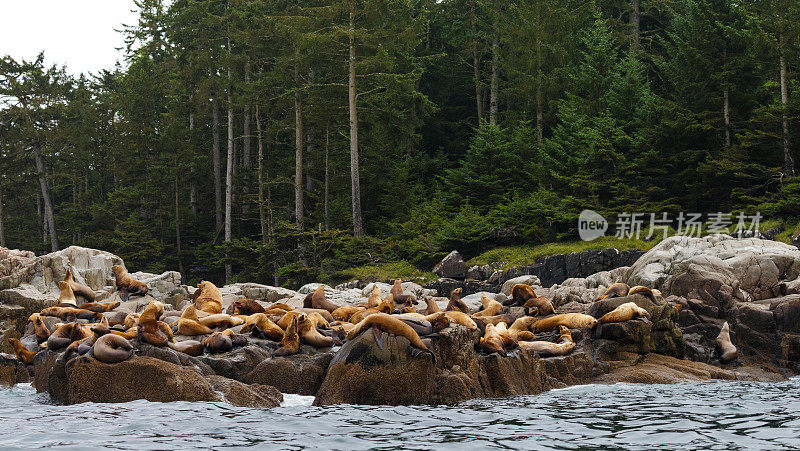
0 0 139 75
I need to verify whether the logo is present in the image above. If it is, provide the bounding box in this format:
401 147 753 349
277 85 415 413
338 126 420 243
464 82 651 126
578 210 608 241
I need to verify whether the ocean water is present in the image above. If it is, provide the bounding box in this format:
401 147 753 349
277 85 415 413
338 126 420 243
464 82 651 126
1 379 799 450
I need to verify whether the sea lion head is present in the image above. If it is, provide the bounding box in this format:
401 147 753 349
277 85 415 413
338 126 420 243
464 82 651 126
111 265 125 277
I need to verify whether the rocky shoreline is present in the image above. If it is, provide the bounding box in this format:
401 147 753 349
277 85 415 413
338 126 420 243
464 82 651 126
1 234 799 407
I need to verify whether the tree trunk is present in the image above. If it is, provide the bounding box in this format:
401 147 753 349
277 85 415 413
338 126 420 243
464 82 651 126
781 51 794 176
242 61 251 216
489 26 499 126
471 2 483 128
723 88 730 148
224 38 234 283
174 163 184 278
349 4 364 237
189 108 198 218
256 105 268 244
34 144 58 252
535 25 543 147
324 123 330 231
0 185 5 248
294 62 304 230
630 0 640 51
212 96 222 229
306 68 316 195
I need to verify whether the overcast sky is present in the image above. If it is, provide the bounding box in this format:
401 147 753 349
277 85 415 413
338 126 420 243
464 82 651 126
0 0 139 75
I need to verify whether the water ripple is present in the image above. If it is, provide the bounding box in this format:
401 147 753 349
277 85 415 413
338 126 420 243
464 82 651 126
1 379 799 449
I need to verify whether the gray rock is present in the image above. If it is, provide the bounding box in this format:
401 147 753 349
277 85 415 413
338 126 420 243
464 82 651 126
501 275 541 296
432 251 467 279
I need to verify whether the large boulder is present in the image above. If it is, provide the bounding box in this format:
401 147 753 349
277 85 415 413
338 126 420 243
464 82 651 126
432 251 467 279
0 354 30 385
628 235 800 306
206 375 282 408
314 328 436 405
245 352 333 395
220 282 297 304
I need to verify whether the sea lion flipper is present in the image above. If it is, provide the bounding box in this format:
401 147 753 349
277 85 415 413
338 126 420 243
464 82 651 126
594 322 603 339
371 325 385 350
638 317 650 324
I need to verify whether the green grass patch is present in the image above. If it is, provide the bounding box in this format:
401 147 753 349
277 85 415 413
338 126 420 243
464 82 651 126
468 236 659 269
334 260 437 284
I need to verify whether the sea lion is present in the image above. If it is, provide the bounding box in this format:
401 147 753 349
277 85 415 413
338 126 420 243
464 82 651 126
347 313 431 355
367 285 382 308
598 302 649 324
92 334 134 363
295 307 335 322
628 285 658 302
123 313 140 330
493 323 518 349
424 297 442 315
522 296 555 316
423 312 450 333
533 313 598 332
716 322 738 363
29 313 50 344
241 313 284 341
111 265 149 301
394 315 437 337
277 310 329 330
331 305 365 322
177 305 214 336
479 324 507 356
78 301 121 313
519 325 575 357
168 339 204 356
472 313 515 329
138 301 172 347
473 294 503 317
204 331 233 353
40 306 101 322
220 329 248 347
47 323 89 351
274 316 300 356
506 284 537 307
303 285 341 313
230 299 266 315
109 327 139 340
194 281 223 314
390 279 417 305
8 338 37 364
64 267 95 302
198 313 244 329
56 281 78 307
349 295 395 324
507 316 537 341
297 313 338 348
444 311 478 330
594 283 630 301
446 288 469 313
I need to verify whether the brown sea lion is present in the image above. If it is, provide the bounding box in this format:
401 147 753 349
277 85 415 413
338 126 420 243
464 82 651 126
423 312 450 333
303 285 341 313
598 302 649 324
628 285 658 302
177 305 214 336
230 299 266 315
473 294 503 317
347 313 431 355
109 327 139 340
78 301 121 313
92 334 134 363
47 323 89 351
519 325 576 357
123 313 140 330
40 306 101 322
220 329 248 347
56 281 78 307
533 313 598 332
594 283 630 301
241 313 284 341
424 297 442 315
331 305 365 322
194 281 223 314
507 284 537 307
349 295 395 324
111 265 148 301
64 267 95 302
493 323 519 349
367 285 382 308
168 339 204 356
138 301 172 347
295 307 335 323
507 316 537 341
274 316 300 356
716 322 738 363
390 279 417 305
479 324 507 356
8 338 37 364
29 313 50 344
297 313 338 348
198 313 244 329
204 331 233 353
444 311 478 330
522 296 555 316
446 288 469 313
277 310 330 330
472 313 515 330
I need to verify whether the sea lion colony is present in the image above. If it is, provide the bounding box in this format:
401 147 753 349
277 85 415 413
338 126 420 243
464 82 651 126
6 270 739 370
